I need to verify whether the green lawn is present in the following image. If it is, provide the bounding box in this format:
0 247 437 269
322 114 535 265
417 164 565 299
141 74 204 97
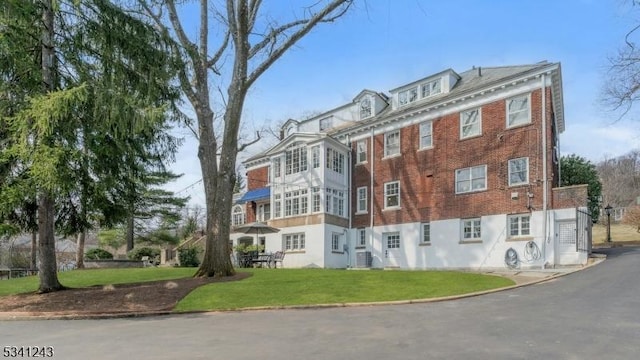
175 268 514 311
592 223 640 244
0 267 195 296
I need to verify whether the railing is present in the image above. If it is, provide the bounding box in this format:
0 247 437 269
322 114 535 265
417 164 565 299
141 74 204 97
576 208 592 253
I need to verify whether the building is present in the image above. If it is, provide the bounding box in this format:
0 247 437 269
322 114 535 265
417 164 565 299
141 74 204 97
232 61 591 270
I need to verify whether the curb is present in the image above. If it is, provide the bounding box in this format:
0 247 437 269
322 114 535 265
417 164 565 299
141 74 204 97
0 257 605 321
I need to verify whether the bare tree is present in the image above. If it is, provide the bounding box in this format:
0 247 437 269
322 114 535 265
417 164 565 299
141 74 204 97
597 150 640 214
139 0 354 277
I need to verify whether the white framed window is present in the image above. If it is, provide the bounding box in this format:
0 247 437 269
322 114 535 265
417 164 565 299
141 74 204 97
462 218 482 241
273 158 281 178
384 181 400 209
257 204 271 222
421 223 431 244
360 97 372 119
331 233 342 252
312 187 321 212
419 121 433 149
421 79 441 98
508 214 531 237
274 193 282 218
326 148 344 174
384 232 400 249
356 186 368 213
455 165 487 194
507 94 531 128
357 228 366 247
284 189 308 217
232 205 245 226
325 188 345 217
508 157 529 186
356 140 367 163
283 233 305 251
319 117 333 131
398 87 418 107
384 130 400 157
460 108 481 139
285 143 307 175
312 146 320 169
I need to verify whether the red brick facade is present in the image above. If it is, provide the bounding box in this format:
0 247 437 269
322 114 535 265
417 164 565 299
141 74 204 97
352 87 560 227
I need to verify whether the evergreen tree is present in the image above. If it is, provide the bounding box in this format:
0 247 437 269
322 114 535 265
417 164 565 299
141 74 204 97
560 154 603 220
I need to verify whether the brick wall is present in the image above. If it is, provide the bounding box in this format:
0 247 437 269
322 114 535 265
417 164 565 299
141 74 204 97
247 166 269 191
352 87 560 227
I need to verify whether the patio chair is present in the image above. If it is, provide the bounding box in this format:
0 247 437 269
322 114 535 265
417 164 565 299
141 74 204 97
270 251 285 268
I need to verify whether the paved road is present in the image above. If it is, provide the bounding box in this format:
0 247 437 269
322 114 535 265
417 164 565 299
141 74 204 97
1 247 639 360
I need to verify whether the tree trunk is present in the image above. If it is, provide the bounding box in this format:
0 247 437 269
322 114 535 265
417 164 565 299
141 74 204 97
75 231 85 269
37 192 63 292
30 231 37 270
126 213 134 252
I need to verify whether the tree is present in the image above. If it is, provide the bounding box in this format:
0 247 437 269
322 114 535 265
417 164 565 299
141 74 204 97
139 0 354 277
597 150 640 211
560 154 602 219
0 0 182 291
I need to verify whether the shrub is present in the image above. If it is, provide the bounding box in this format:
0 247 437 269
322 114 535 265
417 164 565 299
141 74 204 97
178 246 200 267
85 248 114 260
128 247 161 262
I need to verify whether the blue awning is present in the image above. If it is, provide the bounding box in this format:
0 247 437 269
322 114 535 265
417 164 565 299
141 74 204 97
237 187 270 204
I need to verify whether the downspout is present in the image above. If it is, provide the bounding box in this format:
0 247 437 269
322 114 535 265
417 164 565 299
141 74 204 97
541 73 549 269
369 127 375 265
346 135 352 268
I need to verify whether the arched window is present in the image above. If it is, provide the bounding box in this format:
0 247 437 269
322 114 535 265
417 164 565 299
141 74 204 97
232 205 245 226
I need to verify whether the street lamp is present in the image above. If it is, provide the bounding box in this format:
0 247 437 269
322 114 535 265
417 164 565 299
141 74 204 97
604 204 613 243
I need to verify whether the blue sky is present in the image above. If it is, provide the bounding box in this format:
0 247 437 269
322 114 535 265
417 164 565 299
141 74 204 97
167 0 640 205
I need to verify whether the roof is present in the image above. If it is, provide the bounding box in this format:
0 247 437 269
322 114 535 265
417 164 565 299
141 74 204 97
237 187 270 204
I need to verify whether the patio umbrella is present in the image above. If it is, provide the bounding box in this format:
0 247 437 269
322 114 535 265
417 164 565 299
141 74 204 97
234 222 280 251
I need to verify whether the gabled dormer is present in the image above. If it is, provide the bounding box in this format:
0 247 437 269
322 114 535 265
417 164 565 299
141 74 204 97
389 69 460 110
352 90 389 121
280 119 300 140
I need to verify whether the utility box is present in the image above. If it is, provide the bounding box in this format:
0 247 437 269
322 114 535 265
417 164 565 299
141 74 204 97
356 251 372 268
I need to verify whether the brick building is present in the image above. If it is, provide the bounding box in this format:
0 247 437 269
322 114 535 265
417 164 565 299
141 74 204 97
232 61 591 269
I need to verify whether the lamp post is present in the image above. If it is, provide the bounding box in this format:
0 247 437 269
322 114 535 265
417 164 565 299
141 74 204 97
604 204 613 243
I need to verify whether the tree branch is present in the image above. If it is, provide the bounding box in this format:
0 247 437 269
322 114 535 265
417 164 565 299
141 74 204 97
237 131 261 152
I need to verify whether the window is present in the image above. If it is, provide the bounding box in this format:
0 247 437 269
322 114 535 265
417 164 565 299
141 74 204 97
285 143 307 175
356 187 367 213
384 232 400 249
356 140 367 163
398 87 418 106
273 158 281 178
421 223 431 244
312 146 320 169
419 121 433 149
460 108 481 139
326 148 344 174
357 228 366 247
325 188 345 217
360 98 372 119
284 189 308 217
421 79 441 98
257 204 271 221
508 157 529 186
508 215 530 237
455 165 487 194
232 205 245 226
274 194 282 218
319 117 333 131
384 181 400 208
462 218 482 241
283 233 305 251
507 94 531 127
331 233 342 252
384 130 400 157
312 187 321 212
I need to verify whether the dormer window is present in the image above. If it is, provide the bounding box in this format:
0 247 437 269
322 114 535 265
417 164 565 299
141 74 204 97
360 98 372 119
421 79 441 98
319 117 333 131
398 87 418 107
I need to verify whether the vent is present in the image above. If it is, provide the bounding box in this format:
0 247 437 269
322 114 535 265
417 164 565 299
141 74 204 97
356 251 372 268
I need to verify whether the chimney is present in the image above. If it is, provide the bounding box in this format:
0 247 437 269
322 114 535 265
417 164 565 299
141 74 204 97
478 66 482 76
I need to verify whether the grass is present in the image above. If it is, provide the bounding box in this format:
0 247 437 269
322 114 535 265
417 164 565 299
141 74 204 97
175 268 514 312
592 223 640 244
0 267 195 296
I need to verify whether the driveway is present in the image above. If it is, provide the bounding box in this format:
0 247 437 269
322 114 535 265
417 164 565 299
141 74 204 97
1 247 639 360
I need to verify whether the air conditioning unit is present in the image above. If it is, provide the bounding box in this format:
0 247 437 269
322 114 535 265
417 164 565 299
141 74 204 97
356 251 372 268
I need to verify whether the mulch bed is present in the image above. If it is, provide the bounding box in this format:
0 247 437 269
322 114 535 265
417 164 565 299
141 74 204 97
0 272 251 314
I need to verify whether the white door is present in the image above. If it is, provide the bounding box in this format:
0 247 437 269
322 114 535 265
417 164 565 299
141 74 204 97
384 232 401 268
556 220 577 265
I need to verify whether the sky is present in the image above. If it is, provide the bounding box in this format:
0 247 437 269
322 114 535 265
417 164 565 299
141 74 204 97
165 0 640 207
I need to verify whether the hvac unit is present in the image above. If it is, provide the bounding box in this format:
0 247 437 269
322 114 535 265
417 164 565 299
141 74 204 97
356 251 372 268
